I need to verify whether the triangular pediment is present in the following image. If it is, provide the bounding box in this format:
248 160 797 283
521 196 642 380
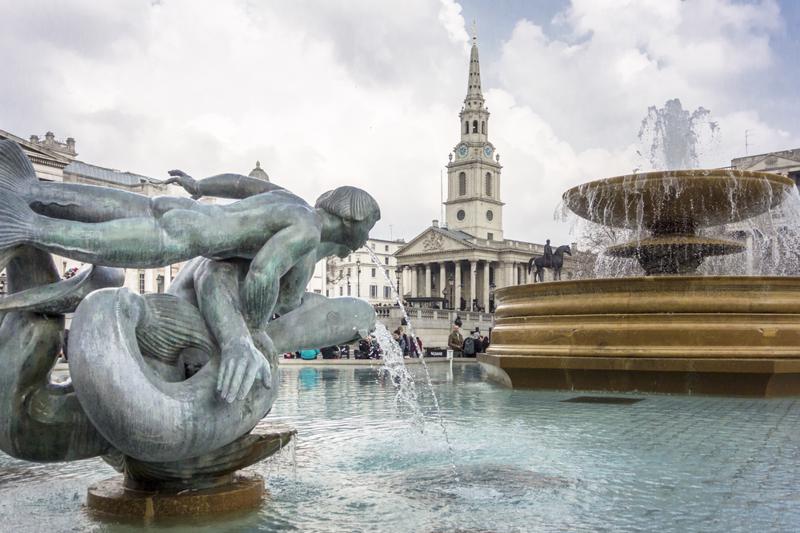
739 151 800 171
395 227 475 257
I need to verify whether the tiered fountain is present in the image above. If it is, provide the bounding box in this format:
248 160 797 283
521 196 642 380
481 102 800 396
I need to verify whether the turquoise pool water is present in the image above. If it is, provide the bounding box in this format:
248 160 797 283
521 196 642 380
1 363 799 532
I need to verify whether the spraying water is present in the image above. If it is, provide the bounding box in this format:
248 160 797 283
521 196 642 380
564 99 800 278
636 98 719 171
365 248 458 472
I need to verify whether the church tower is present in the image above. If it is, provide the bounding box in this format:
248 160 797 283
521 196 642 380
444 25 504 240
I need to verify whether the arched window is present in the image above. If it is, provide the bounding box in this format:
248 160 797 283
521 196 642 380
458 172 466 196
481 121 486 134
472 120 478 133
485 172 492 196
464 121 469 134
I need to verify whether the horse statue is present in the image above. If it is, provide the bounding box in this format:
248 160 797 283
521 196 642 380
527 244 572 282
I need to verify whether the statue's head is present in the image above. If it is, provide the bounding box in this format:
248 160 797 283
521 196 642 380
316 186 381 253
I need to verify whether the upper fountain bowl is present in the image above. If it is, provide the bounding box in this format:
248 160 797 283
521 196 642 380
563 169 793 233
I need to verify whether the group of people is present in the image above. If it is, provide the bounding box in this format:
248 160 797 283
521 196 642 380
392 328 423 358
447 323 490 357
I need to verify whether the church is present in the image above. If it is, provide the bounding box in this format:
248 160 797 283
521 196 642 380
395 32 577 312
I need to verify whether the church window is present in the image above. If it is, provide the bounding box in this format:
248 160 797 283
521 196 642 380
458 172 466 196
485 172 492 196
486 209 494 221
464 121 469 134
457 209 466 221
472 120 478 133
481 121 486 134
487 232 494 241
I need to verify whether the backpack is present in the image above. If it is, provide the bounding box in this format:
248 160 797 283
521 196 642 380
463 337 476 356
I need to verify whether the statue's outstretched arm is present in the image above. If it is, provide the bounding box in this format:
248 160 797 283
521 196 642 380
195 260 271 403
166 171 282 199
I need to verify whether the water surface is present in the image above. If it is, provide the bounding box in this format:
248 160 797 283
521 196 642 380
1 363 799 532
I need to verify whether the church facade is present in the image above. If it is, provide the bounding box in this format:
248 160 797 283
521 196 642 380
395 32 577 312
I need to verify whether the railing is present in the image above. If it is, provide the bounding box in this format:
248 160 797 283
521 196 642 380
373 306 494 325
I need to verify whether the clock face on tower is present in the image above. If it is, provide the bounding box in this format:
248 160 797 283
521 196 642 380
457 143 468 158
483 145 493 158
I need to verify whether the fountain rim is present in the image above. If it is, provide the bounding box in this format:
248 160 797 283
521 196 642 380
494 275 800 300
562 169 794 201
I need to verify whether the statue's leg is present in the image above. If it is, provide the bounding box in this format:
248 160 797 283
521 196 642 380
264 293 376 353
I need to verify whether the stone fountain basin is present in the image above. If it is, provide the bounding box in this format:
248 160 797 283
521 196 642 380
482 276 800 396
563 170 793 231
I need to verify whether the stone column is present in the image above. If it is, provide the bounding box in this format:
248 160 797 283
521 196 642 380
425 264 432 298
454 260 462 310
410 266 418 297
469 261 477 311
439 262 446 304
482 262 490 312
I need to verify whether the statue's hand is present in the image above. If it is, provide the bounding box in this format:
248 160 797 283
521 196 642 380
164 169 201 199
217 335 272 403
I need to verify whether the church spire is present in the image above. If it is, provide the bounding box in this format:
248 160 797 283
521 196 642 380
466 19 483 103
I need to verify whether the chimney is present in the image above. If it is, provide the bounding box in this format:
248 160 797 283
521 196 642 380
432 219 439 228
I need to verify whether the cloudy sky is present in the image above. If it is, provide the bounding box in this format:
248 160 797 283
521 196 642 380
1 0 798 243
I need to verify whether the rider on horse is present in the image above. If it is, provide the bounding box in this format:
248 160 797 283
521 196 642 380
543 239 553 268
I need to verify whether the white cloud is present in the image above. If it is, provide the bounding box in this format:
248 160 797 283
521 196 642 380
0 0 796 244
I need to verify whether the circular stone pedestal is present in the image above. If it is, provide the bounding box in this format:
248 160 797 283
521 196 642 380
87 473 264 519
484 276 800 396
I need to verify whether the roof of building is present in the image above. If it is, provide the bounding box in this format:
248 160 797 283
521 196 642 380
64 160 156 186
248 160 270 181
0 128 72 167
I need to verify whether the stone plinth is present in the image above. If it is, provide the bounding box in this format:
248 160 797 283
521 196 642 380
484 276 800 396
87 473 264 519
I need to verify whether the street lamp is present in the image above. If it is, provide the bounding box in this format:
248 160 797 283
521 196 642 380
356 257 362 298
448 274 454 310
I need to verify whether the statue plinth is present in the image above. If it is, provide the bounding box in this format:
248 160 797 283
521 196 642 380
87 473 265 519
87 423 295 519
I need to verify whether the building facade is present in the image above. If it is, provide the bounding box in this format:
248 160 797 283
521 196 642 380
326 238 405 305
732 148 800 183
395 32 578 312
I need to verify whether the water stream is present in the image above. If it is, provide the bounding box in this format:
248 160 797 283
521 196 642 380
365 248 458 472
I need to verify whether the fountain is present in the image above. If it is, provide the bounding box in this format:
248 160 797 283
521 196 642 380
481 102 800 396
0 140 379 519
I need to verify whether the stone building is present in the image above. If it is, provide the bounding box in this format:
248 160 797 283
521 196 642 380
731 148 800 183
394 32 578 313
326 238 405 305
0 128 199 296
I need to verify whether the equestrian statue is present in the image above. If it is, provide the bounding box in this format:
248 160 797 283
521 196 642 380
527 239 572 282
